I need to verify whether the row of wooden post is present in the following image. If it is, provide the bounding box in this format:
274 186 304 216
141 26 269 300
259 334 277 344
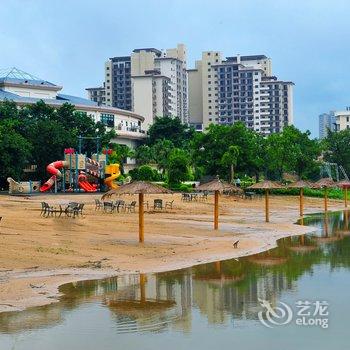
137 186 350 242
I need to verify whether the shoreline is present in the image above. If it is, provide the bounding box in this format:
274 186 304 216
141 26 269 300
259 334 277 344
0 194 343 314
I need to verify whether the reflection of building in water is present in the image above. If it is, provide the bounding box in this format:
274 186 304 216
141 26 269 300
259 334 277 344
191 264 296 324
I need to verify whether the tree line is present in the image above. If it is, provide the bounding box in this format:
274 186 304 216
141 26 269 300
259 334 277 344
0 99 348 189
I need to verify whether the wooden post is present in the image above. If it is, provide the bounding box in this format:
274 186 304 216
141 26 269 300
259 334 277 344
140 273 146 303
139 193 144 243
215 261 221 274
265 189 269 222
214 190 219 230
324 188 328 212
300 187 304 217
324 212 329 237
345 187 348 208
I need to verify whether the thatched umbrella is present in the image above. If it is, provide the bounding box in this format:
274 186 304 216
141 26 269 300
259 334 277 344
312 178 337 212
196 178 242 230
248 180 284 222
102 181 172 243
337 180 350 208
288 180 312 217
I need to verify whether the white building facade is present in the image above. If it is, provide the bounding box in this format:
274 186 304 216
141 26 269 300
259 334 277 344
0 68 146 149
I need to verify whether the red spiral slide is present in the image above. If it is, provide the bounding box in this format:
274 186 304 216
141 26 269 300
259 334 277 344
40 160 68 192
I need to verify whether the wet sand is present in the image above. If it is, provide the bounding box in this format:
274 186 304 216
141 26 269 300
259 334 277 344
0 192 344 312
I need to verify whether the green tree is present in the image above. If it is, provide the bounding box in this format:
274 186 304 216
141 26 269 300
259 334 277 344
0 120 32 187
323 129 350 175
167 149 190 185
221 145 240 183
129 165 161 181
147 116 194 147
191 122 262 180
265 126 321 180
152 139 174 174
134 145 155 165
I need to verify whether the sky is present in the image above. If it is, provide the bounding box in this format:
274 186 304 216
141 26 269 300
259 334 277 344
1 0 350 136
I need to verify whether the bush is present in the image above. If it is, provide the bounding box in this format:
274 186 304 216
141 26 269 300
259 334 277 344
128 165 162 181
167 183 194 192
251 187 346 200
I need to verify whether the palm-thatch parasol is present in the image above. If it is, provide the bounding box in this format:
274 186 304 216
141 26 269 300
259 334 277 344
287 180 313 217
312 178 337 212
337 179 350 208
196 177 242 230
248 180 284 222
102 181 172 243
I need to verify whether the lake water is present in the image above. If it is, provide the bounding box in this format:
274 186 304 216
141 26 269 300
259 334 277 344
1 210 349 349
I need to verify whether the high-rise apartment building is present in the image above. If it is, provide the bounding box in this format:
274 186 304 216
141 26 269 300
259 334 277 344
104 56 132 110
87 44 188 128
188 52 293 135
319 108 350 138
319 112 336 139
86 83 106 106
132 70 171 129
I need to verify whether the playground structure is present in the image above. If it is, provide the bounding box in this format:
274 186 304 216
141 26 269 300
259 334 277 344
320 162 349 181
7 178 41 195
40 147 120 193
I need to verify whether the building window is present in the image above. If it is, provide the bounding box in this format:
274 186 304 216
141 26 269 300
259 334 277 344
101 113 115 127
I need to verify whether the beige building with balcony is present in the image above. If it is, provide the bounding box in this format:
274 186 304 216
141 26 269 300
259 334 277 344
188 51 293 135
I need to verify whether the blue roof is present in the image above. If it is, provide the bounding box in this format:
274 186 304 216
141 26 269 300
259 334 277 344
0 67 57 87
57 93 97 106
0 89 98 108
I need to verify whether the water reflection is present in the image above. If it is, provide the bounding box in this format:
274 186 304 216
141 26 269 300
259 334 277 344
1 210 350 336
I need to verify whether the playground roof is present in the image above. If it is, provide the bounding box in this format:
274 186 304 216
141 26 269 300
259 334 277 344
0 67 58 88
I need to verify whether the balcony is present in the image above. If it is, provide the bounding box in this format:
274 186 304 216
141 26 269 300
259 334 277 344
115 124 147 139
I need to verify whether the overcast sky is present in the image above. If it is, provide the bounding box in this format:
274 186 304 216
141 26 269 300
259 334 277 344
1 0 349 136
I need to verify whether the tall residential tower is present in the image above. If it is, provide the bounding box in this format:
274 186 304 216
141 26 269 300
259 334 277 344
188 52 293 135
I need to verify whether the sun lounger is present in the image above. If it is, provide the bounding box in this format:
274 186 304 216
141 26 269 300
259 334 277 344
233 240 239 248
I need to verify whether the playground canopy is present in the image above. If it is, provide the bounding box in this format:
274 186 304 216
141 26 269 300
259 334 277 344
196 177 242 230
102 181 172 243
248 180 284 222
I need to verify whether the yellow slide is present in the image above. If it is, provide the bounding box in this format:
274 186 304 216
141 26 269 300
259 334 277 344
104 164 121 189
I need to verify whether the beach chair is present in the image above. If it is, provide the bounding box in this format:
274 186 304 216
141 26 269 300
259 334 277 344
182 193 191 202
115 200 125 213
125 201 137 213
233 240 239 248
95 199 103 210
165 200 174 210
75 203 85 217
65 203 78 217
103 201 116 213
153 199 163 210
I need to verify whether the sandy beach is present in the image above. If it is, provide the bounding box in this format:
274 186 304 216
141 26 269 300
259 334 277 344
0 192 344 313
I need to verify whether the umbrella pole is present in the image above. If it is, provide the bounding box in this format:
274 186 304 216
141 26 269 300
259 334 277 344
139 193 144 243
265 189 269 223
140 273 146 303
300 188 304 217
324 188 328 212
345 187 348 208
214 190 219 230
